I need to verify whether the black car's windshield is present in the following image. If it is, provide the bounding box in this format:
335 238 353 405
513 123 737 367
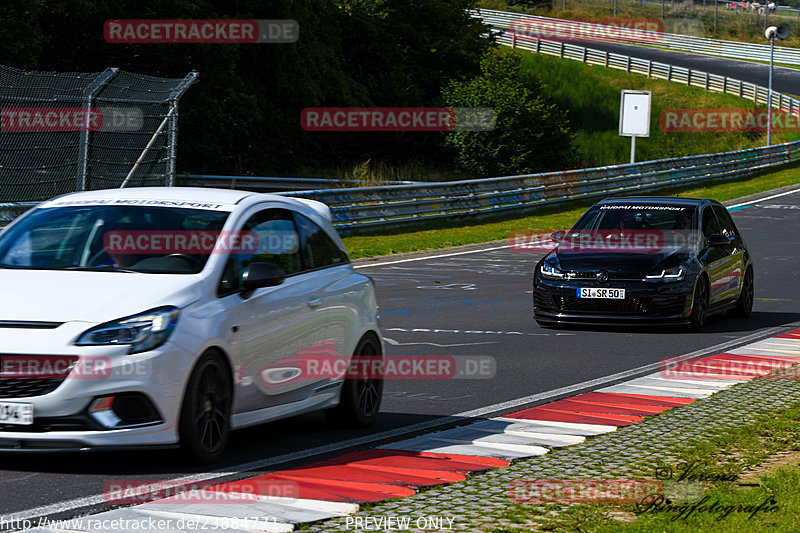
564 203 699 252
0 205 230 273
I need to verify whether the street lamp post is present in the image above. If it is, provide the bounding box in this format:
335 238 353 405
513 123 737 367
765 24 789 146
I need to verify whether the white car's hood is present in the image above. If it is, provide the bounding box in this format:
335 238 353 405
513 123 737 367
0 269 202 324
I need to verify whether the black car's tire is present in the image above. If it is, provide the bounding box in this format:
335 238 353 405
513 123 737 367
179 351 232 464
688 276 709 331
325 334 383 428
729 266 754 318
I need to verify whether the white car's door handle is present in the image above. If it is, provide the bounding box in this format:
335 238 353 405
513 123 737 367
307 297 322 308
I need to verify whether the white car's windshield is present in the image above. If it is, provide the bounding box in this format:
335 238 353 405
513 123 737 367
0 205 230 273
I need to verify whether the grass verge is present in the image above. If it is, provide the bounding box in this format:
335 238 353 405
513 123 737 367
518 52 800 168
505 402 800 532
341 162 800 259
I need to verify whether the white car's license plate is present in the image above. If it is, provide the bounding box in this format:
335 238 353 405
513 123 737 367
577 288 625 299
0 402 33 425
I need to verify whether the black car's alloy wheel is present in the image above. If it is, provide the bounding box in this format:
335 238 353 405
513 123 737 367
689 276 709 331
325 334 383 428
179 352 232 464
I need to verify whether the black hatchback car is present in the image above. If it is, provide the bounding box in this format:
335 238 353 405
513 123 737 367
533 197 753 330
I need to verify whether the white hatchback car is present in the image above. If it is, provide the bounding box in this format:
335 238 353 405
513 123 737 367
0 187 382 462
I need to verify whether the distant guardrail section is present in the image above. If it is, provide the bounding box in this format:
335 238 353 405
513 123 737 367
475 9 800 67
486 18 800 114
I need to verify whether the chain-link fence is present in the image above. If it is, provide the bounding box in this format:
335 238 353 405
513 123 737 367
0 65 197 202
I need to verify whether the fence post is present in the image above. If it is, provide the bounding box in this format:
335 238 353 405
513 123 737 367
722 76 728 94
582 47 588 62
165 71 199 187
76 67 117 192
560 41 564 57
626 55 631 72
605 51 609 67
536 37 541 53
667 64 672 80
687 69 692 86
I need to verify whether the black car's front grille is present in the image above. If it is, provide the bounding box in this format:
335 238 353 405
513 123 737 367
534 292 553 308
565 271 644 281
554 294 652 314
0 378 65 399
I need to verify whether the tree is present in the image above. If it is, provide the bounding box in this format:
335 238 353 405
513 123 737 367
441 48 576 177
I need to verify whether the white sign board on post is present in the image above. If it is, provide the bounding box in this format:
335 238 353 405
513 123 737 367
619 90 651 163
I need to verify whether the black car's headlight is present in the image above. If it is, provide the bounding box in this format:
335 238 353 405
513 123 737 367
644 266 685 281
76 306 180 354
540 261 565 279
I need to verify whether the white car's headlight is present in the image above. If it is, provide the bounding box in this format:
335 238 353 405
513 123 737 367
540 261 565 279
76 306 180 354
645 266 685 281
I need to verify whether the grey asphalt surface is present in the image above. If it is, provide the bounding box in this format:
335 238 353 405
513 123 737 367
561 39 800 96
1 187 799 523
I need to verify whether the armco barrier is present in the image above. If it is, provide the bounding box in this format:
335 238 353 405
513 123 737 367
279 141 800 233
4 143 799 230
475 9 800 67
182 175 416 191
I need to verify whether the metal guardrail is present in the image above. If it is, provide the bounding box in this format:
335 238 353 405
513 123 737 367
489 20 800 114
281 141 800 233
475 9 800 67
4 142 800 229
182 175 416 192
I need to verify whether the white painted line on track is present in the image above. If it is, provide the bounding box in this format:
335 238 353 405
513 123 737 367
728 187 800 208
353 244 511 269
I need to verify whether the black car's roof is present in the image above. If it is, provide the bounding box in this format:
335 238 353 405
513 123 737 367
597 197 710 207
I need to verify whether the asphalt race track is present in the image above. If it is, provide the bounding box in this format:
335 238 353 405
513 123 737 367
0 188 799 525
545 39 800 97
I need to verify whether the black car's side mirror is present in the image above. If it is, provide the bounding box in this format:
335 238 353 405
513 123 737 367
708 234 731 247
240 262 286 298
551 230 567 243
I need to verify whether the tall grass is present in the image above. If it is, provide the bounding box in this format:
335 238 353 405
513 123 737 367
519 52 800 168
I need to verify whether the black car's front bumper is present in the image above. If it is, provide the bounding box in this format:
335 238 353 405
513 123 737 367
533 275 694 326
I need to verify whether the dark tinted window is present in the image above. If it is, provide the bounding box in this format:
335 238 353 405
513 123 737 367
712 205 737 238
295 213 348 269
701 206 721 238
572 204 695 231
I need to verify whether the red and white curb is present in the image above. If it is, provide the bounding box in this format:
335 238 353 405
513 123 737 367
26 328 800 532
